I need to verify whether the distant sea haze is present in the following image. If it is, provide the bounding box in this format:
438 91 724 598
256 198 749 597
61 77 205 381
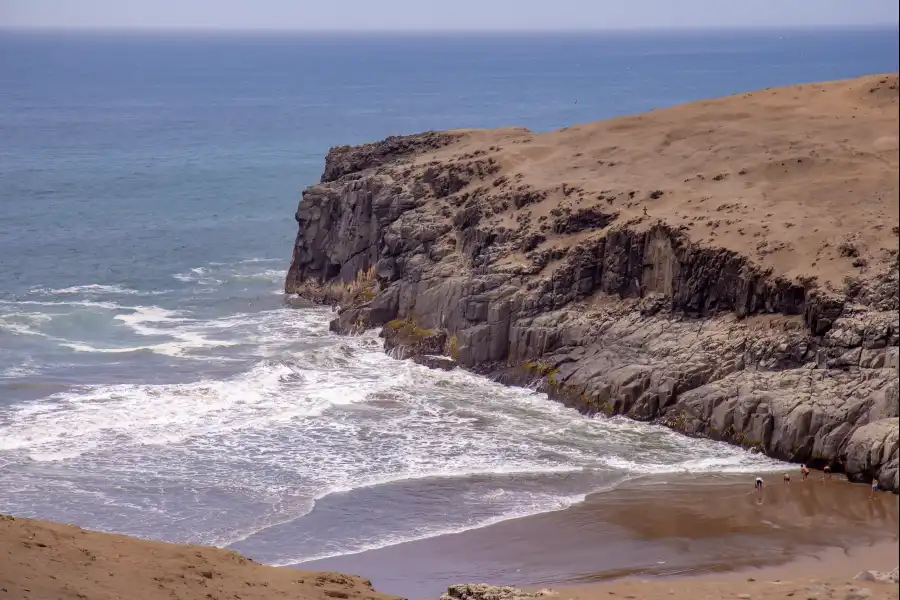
0 26 897 594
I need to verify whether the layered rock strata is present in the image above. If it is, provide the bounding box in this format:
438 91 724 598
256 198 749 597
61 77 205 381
286 74 900 491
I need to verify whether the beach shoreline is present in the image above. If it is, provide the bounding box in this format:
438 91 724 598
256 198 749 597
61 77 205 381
2 470 897 600
298 471 899 598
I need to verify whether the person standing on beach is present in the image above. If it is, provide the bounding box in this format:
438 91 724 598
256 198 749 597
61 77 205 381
800 464 809 481
755 476 764 492
783 472 791 484
823 465 831 481
870 480 879 499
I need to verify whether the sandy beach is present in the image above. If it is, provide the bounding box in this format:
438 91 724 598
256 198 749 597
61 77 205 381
549 541 899 600
300 472 899 598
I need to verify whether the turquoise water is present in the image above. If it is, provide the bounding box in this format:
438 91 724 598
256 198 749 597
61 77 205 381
0 27 897 592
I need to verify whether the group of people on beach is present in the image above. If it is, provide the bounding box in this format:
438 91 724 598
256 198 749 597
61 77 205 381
754 464 880 498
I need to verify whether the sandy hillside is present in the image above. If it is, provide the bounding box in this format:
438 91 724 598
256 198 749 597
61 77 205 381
0 514 399 600
419 73 899 290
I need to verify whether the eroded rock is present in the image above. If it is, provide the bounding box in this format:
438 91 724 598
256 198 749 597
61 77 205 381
440 584 556 600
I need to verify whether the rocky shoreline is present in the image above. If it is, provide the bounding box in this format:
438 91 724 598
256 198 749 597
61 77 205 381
285 74 899 492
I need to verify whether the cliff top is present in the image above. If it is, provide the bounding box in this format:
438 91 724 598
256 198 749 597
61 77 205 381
324 73 898 293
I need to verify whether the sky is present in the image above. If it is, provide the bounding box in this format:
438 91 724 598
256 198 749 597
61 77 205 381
1 0 898 31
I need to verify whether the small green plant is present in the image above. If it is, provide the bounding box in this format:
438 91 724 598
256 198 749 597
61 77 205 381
523 360 559 377
387 316 434 341
386 318 407 330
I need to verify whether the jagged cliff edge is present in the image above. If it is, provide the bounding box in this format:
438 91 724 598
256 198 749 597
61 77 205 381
285 77 899 492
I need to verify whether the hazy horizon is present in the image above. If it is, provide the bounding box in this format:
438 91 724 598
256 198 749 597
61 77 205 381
2 0 898 32
3 24 899 35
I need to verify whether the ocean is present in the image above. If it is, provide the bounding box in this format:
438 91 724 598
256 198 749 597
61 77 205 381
1 27 898 595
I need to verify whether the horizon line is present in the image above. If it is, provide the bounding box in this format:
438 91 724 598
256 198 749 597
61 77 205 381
2 23 898 35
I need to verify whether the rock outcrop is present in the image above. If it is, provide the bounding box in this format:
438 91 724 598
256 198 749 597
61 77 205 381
440 584 556 600
286 74 900 491
855 567 900 584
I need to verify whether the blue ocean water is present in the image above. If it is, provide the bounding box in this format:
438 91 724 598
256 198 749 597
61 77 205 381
0 27 897 593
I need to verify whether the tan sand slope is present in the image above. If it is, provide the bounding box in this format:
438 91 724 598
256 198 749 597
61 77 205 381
0 514 399 600
432 72 899 289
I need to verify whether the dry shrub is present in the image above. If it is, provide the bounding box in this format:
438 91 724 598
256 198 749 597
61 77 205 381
292 266 377 307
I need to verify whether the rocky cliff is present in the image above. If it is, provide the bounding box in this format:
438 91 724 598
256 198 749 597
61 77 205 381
286 74 900 491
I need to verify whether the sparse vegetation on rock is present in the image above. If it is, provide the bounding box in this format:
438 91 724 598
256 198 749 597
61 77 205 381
287 265 378 308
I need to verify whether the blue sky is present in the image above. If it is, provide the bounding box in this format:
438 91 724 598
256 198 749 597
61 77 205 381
2 0 898 31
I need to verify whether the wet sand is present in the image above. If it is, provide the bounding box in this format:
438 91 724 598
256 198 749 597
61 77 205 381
553 541 899 600
300 473 899 599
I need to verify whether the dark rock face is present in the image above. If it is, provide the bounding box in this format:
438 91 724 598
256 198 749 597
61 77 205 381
320 132 458 183
286 132 900 493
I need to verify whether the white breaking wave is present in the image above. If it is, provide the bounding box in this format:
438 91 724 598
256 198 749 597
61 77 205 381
173 267 220 285
1 322 785 475
0 357 42 378
29 284 170 296
0 312 54 337
0 359 313 457
600 453 784 475
215 466 591 551
0 323 783 479
0 299 122 310
173 262 286 286
37 284 137 295
1 300 247 358
267 490 591 566
593 416 784 475
66 305 238 357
